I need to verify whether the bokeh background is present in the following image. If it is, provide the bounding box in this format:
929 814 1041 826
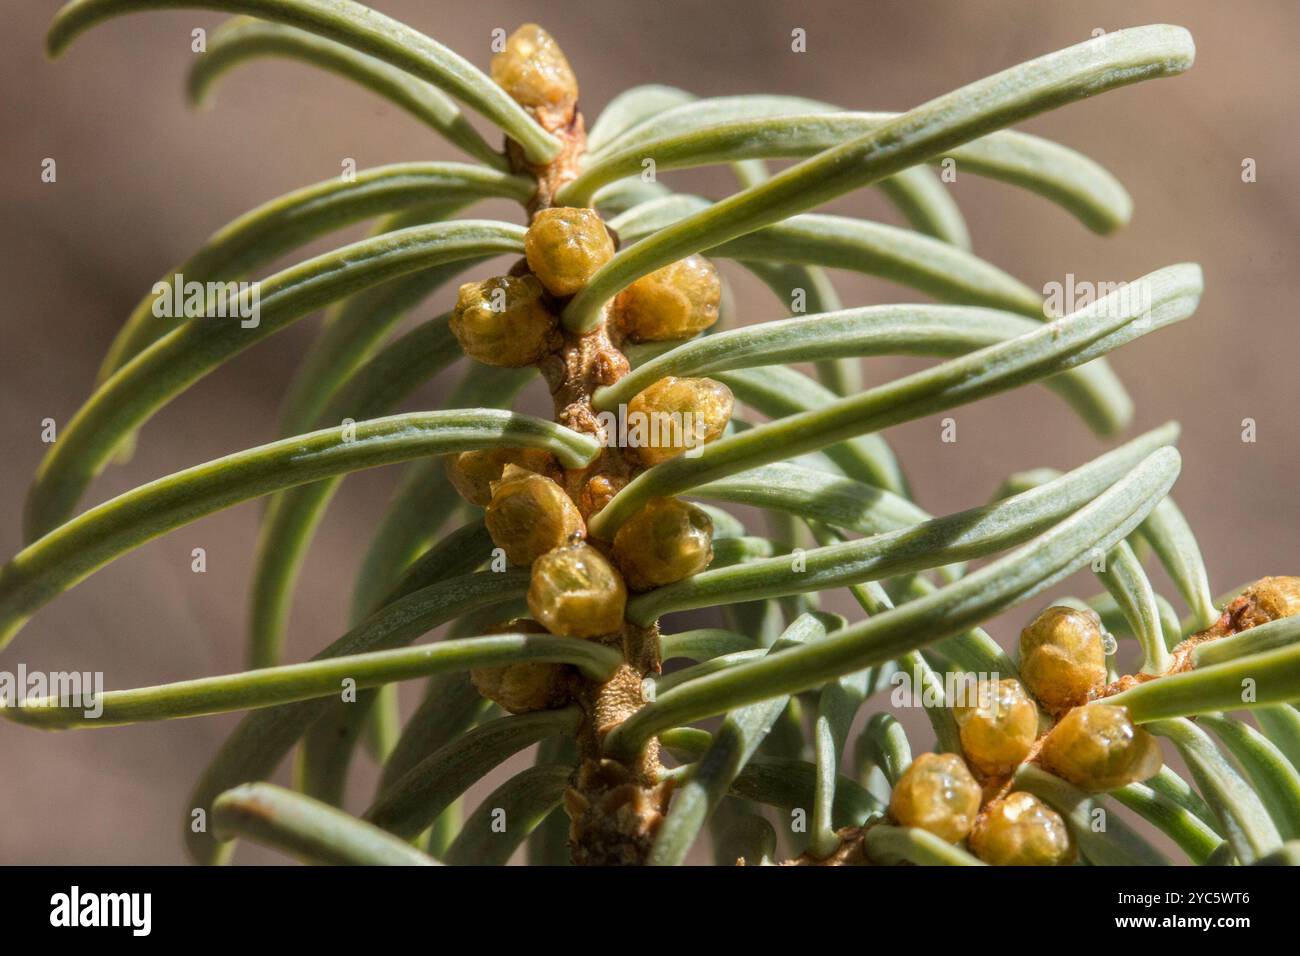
1 0 1296 864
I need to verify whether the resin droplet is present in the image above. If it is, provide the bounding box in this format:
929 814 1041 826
1019 605 1107 711
611 497 714 591
524 207 615 298
484 464 584 565
528 542 627 638
446 447 558 506
969 791 1075 866
887 752 982 844
490 24 578 123
450 274 557 367
625 376 733 467
952 678 1039 776
617 255 721 342
1039 703 1163 792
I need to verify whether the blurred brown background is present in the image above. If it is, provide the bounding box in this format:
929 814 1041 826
1 1 1295 864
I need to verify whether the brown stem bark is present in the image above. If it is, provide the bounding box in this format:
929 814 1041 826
507 104 669 865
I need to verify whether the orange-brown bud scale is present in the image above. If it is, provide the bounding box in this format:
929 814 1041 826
952 678 1040 776
616 255 722 342
471 660 572 714
445 447 559 507
450 275 558 367
887 752 982 843
525 207 616 297
484 465 585 565
625 376 734 467
490 24 579 131
612 497 714 591
528 541 627 638
1228 575 1300 632
1019 605 1108 712
969 792 1075 866
1039 703 1163 792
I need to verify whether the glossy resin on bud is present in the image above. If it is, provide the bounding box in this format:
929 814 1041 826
952 678 1039 776
1234 575 1300 630
446 447 558 506
969 792 1074 866
1040 703 1163 792
617 255 721 342
887 752 982 844
485 465 584 566
1019 605 1107 711
450 274 557 367
489 24 578 121
527 541 627 638
524 207 615 298
625 376 733 467
611 497 714 591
